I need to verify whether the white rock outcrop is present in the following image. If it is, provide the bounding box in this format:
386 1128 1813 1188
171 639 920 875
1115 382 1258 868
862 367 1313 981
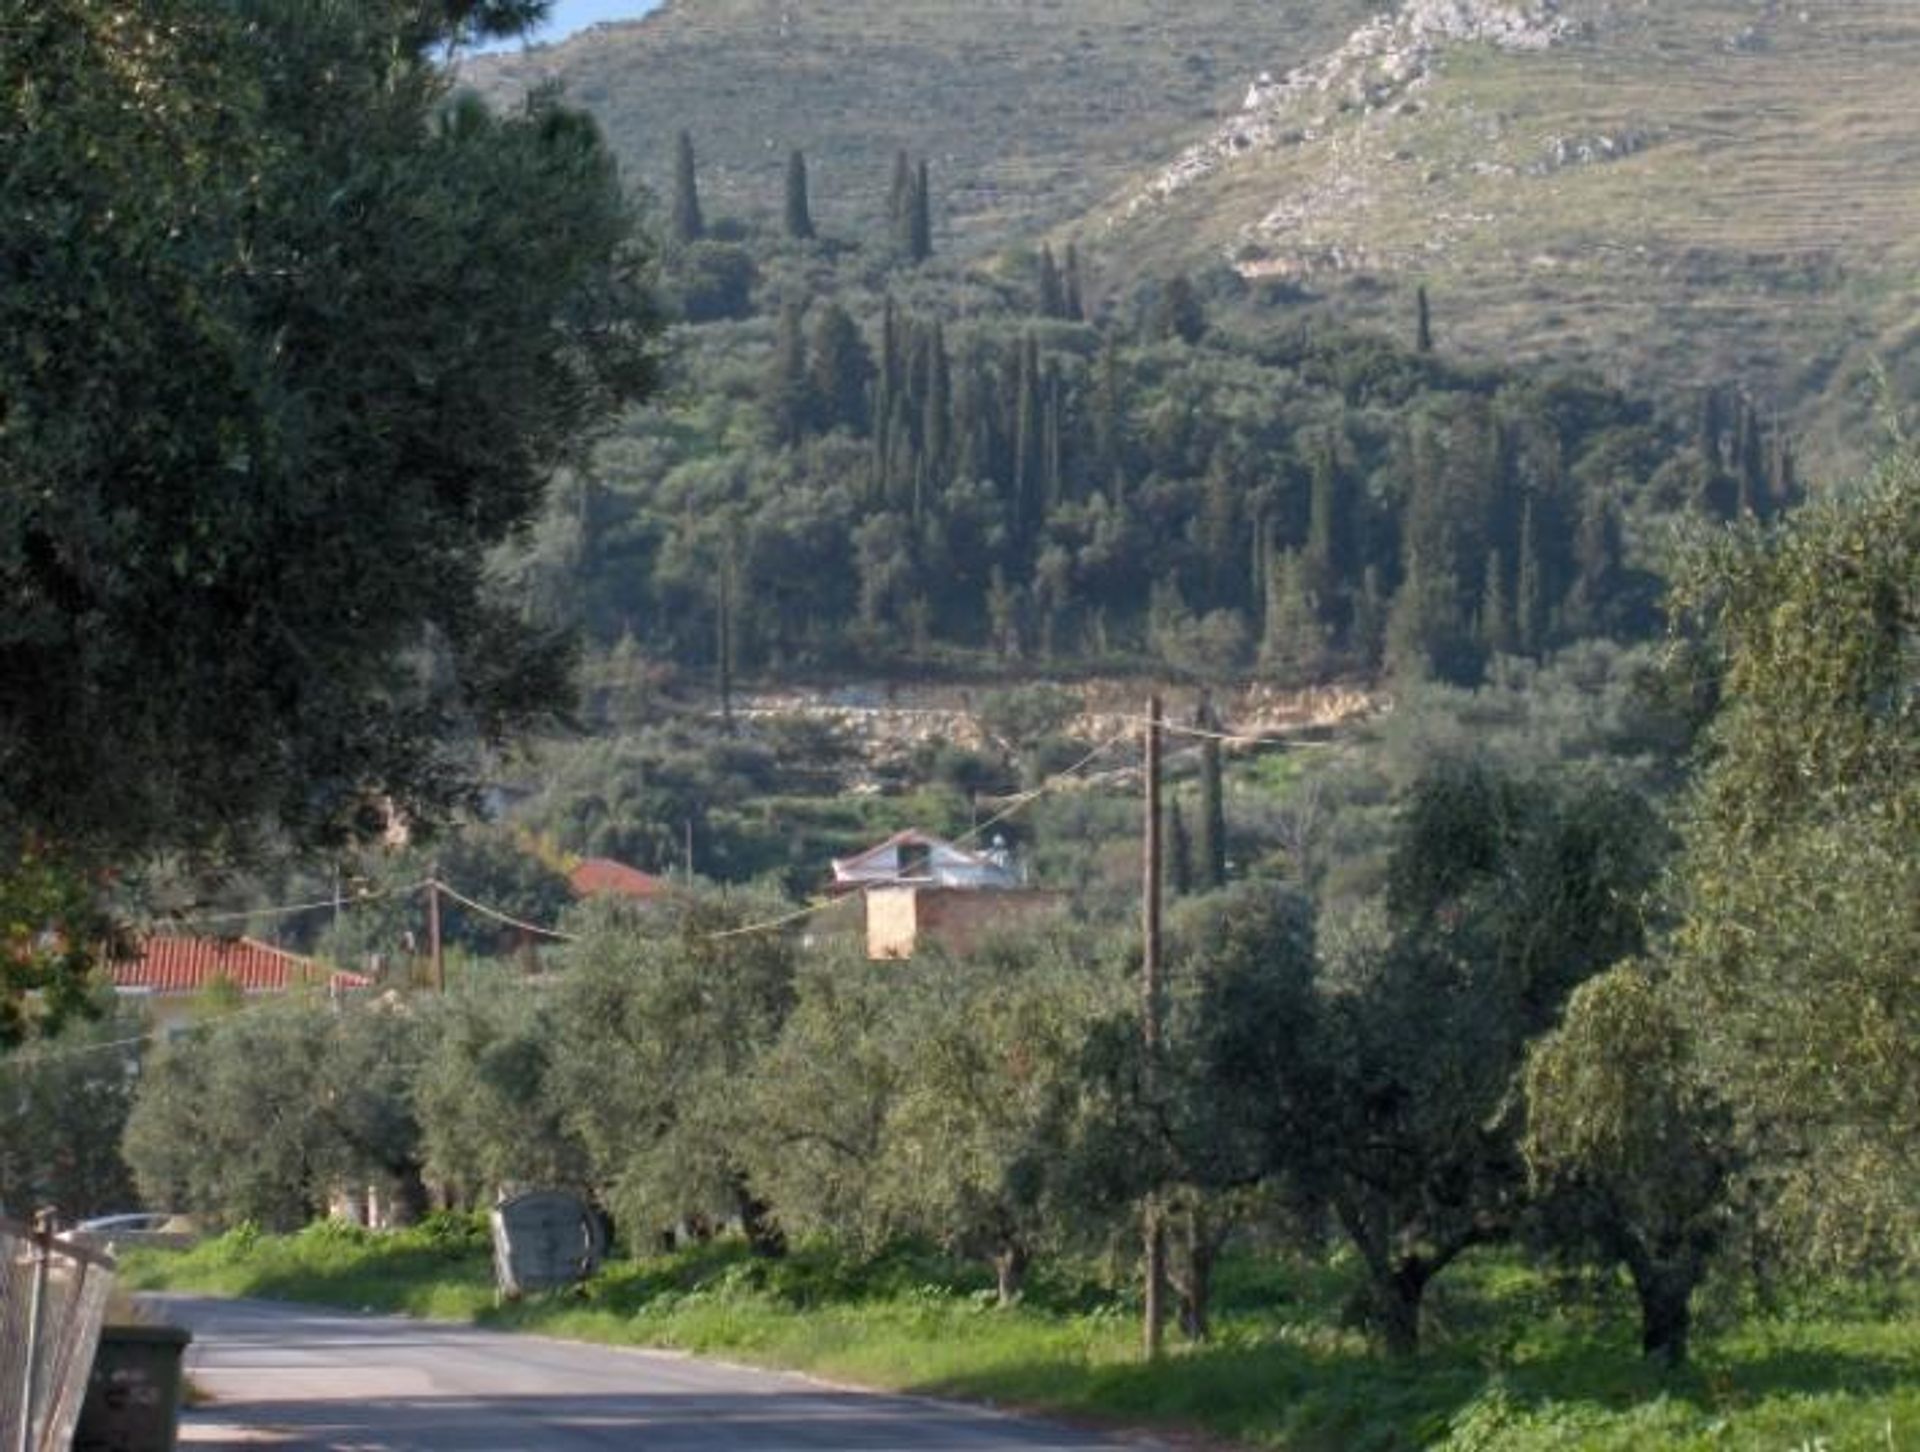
1133 0 1569 211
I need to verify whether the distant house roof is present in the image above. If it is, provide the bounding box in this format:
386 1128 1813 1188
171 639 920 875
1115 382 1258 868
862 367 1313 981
569 857 674 901
831 830 1021 891
111 937 371 995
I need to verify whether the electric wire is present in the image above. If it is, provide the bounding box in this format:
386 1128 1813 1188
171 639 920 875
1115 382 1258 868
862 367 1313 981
431 879 578 943
151 879 433 933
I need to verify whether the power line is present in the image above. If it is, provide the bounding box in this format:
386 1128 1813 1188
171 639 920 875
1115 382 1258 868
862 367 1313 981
150 879 432 933
0 990 329 1070
1114 714 1348 747
74 722 1152 970
432 879 578 943
703 727 1136 943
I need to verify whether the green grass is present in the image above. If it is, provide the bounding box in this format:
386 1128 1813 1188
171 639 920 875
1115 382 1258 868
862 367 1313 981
123 1220 1920 1450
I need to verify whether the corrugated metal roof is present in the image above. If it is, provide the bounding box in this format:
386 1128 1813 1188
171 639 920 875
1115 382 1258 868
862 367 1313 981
831 830 1017 889
111 937 371 994
569 857 673 900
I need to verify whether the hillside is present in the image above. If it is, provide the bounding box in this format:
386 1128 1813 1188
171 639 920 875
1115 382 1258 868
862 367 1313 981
1100 0 1920 472
466 1 1920 476
459 0 1375 251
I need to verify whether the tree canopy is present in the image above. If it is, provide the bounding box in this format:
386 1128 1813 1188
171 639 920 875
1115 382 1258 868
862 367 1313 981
0 0 658 868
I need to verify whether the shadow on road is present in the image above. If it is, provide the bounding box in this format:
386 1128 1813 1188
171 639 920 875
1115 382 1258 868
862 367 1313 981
182 1387 1119 1450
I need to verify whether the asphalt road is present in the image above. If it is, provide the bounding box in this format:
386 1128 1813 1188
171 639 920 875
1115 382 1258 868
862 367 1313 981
148 1295 1157 1451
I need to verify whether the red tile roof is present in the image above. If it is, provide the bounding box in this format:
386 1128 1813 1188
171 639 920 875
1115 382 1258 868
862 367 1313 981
111 937 371 994
569 858 673 901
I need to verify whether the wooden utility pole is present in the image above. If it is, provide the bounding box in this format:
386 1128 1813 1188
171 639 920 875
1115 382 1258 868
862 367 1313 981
1141 695 1166 1361
427 875 445 993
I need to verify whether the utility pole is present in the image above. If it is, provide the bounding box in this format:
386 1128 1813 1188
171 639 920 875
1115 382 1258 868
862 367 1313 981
427 874 445 993
1141 695 1166 1362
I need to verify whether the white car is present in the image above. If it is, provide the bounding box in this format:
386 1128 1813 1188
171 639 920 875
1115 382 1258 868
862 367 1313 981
62 1212 195 1253
74 1213 177 1236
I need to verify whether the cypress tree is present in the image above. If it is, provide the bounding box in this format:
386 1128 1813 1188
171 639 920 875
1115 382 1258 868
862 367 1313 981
953 355 984 483
1696 385 1724 469
870 398 894 506
784 148 815 240
1153 273 1205 344
1195 695 1227 889
1768 423 1798 514
1736 396 1766 517
1477 547 1515 659
1042 362 1065 510
1561 490 1619 639
1416 284 1433 353
1514 497 1546 657
880 296 904 397
1064 243 1086 322
986 565 1022 660
886 397 916 511
671 129 704 244
1169 799 1194 897
1037 245 1065 318
1352 564 1388 671
764 300 809 445
1261 548 1329 686
1092 336 1127 487
910 158 933 262
922 322 952 488
1250 506 1270 631
888 149 913 251
808 302 873 435
1304 433 1340 600
1013 334 1042 540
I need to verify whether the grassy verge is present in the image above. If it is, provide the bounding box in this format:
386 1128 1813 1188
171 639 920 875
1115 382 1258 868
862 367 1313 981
121 1219 1920 1450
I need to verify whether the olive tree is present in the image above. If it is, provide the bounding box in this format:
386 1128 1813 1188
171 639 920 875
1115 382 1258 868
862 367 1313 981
124 1000 428 1230
0 1015 140 1218
1310 763 1662 1354
1663 443 1920 1268
415 985 593 1207
1525 963 1733 1367
546 892 800 1254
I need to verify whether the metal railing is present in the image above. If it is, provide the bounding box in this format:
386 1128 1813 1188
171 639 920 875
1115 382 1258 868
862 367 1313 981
0 1214 115 1452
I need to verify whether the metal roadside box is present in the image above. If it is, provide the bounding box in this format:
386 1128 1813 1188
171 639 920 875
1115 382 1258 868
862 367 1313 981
490 1190 605 1300
73 1323 193 1452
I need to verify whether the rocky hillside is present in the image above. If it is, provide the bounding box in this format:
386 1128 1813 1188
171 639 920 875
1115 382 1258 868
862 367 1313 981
1101 0 1920 472
464 0 1920 475
458 0 1374 251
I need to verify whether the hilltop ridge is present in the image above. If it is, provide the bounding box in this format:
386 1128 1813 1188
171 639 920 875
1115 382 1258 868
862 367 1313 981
459 0 1370 250
464 0 1920 473
1102 0 1920 471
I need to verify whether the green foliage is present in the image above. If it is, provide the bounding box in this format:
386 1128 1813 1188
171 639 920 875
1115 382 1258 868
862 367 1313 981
125 1224 1920 1452
1525 964 1734 1365
667 241 757 323
414 984 592 1204
1664 443 1920 1271
0 1013 140 1217
0 0 659 865
0 843 109 1045
546 891 803 1247
490 198 1687 683
1301 762 1664 1353
783 149 815 241
862 934 1121 1300
124 1000 430 1230
751 927 1125 1300
670 129 704 244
